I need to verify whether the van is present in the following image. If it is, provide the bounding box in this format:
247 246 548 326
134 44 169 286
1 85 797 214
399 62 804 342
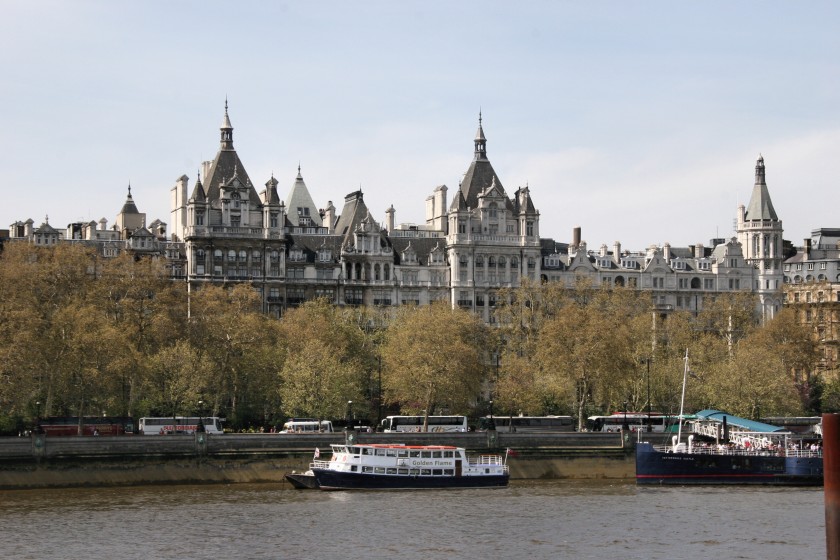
279 420 334 433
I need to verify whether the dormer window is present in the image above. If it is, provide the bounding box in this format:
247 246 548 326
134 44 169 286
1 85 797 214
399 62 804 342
489 202 498 218
232 192 241 209
318 248 332 262
290 248 304 262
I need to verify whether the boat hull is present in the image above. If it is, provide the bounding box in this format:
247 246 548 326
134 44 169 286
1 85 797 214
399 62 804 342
284 471 319 489
311 468 509 490
635 442 823 486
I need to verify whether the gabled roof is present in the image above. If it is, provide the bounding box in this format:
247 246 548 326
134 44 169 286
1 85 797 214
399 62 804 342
333 191 372 239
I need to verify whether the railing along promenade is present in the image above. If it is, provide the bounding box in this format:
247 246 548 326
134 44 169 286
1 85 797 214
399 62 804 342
0 431 626 462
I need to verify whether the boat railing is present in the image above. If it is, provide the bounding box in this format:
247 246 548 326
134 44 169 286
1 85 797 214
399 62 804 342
312 459 332 469
471 454 505 466
649 443 822 458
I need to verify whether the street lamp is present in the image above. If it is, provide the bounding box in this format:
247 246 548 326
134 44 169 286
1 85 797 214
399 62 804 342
645 358 652 432
197 400 205 433
488 399 496 431
623 400 629 432
347 400 353 427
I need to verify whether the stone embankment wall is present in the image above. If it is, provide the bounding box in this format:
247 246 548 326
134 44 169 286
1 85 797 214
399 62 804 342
0 431 669 489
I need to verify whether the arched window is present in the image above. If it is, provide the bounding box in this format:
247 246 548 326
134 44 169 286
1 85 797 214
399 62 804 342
475 256 484 268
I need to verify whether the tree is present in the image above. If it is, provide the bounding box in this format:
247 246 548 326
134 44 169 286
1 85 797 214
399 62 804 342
276 299 371 422
188 283 281 427
533 285 648 430
380 301 487 430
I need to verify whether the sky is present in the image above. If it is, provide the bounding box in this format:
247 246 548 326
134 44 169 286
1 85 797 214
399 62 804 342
2 1 838 250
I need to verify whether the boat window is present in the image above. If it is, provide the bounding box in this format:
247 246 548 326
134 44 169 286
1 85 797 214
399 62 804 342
363 448 373 455
443 469 454 476
443 451 454 458
386 449 397 457
420 469 431 476
421 451 432 458
397 450 408 457
398 468 408 475
362 466 374 473
386 468 397 474
409 469 420 475
374 467 386 474
351 466 358 472
375 449 386 456
432 451 442 458
350 447 360 455
432 469 443 476
409 451 420 458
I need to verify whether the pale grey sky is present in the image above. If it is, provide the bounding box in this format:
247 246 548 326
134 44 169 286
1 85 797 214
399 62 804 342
2 1 838 249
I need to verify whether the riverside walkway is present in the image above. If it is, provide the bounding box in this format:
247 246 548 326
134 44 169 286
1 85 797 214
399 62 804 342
0 431 648 489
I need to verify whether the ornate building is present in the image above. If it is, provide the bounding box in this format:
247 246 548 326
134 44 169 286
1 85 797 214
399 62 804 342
8 103 786 326
783 229 840 377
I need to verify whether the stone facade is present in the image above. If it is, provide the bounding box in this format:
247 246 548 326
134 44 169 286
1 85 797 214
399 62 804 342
8 103 785 324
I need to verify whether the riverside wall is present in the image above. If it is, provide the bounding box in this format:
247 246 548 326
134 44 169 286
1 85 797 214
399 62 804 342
0 431 671 489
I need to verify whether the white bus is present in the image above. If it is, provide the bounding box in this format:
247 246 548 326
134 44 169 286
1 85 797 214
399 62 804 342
138 416 225 435
380 415 468 433
586 412 678 433
279 419 334 433
477 415 575 432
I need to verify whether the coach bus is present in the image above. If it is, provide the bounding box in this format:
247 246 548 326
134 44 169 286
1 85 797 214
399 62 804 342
36 416 135 436
380 415 468 433
477 415 575 432
586 412 678 433
138 416 225 435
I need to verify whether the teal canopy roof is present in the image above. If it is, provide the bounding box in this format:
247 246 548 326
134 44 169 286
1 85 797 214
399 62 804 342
695 409 787 433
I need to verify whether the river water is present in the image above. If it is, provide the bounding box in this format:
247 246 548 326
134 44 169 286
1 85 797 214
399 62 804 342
0 481 825 560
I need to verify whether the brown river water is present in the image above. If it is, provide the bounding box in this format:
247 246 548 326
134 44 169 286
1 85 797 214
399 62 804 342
0 480 825 559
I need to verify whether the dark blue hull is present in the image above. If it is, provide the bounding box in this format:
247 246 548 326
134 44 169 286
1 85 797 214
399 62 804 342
635 442 823 486
312 468 509 490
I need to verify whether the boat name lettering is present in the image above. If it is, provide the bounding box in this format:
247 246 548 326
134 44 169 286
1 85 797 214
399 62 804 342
409 459 451 467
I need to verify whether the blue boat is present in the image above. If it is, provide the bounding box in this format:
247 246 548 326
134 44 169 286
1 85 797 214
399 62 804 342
635 351 823 485
635 440 823 486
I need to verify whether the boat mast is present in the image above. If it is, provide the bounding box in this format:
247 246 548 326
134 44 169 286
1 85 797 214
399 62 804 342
676 349 689 450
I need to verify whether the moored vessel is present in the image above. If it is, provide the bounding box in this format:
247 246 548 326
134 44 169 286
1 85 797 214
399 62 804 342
635 351 823 485
310 443 510 490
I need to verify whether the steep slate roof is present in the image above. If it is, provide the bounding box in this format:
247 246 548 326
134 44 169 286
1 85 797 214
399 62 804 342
200 102 262 208
451 115 514 212
333 190 372 240
286 234 345 263
744 155 778 221
120 186 140 215
389 237 447 266
285 166 323 226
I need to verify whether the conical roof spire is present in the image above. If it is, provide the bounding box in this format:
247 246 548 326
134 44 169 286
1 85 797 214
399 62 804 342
220 98 234 150
474 110 487 160
744 154 778 221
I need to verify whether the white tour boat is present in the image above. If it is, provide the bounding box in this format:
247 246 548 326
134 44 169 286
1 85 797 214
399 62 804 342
310 443 510 490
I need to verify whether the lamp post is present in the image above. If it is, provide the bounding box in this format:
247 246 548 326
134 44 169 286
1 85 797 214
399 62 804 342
488 399 495 431
347 400 353 427
197 400 205 433
645 358 652 432
623 400 629 432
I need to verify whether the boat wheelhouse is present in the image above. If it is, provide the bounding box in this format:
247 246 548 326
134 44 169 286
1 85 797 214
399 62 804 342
310 443 510 490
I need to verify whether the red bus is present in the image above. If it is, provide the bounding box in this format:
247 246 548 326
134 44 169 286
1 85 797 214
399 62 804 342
37 416 135 436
